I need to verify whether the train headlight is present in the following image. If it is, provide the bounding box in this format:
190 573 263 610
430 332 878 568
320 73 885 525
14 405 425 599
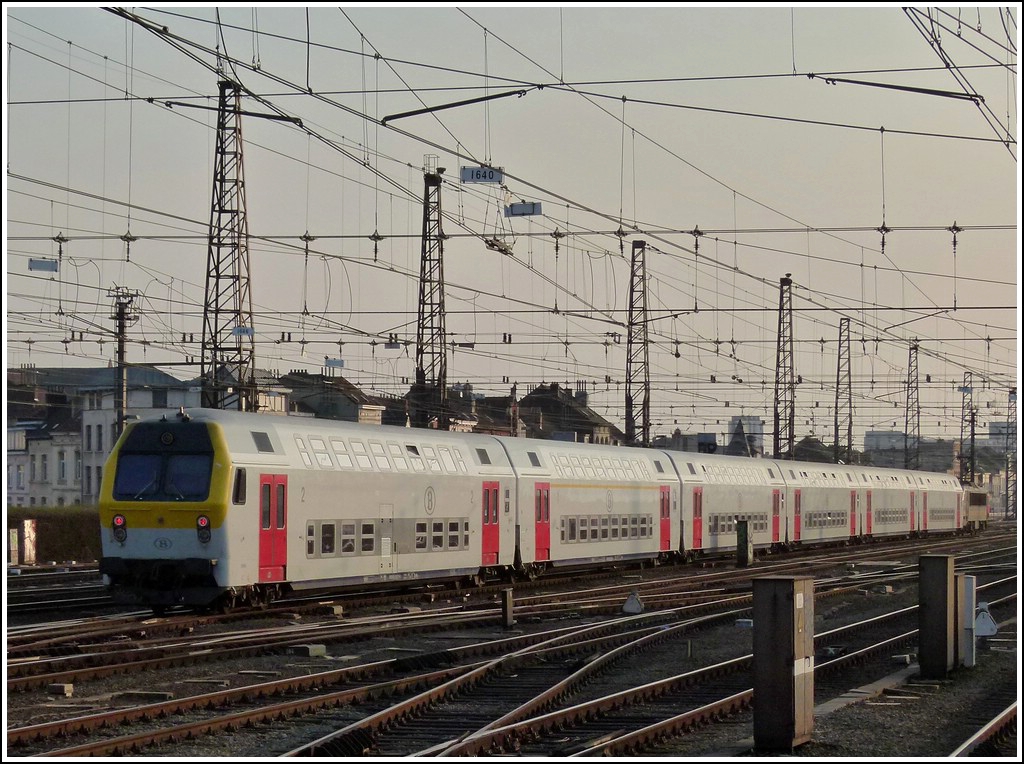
112 514 128 543
196 514 212 544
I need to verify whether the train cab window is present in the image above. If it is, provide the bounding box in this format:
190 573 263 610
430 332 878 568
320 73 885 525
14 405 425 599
528 451 541 467
341 523 356 553
476 448 492 465
361 522 376 552
233 468 246 505
388 443 409 471
686 463 696 476
252 431 274 453
654 460 664 474
432 521 444 550
331 439 354 469
321 523 336 555
415 522 427 550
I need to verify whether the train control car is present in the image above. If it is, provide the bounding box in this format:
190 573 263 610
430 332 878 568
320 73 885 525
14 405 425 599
98 408 968 611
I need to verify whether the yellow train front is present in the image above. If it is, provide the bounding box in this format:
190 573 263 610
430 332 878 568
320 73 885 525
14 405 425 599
98 409 236 610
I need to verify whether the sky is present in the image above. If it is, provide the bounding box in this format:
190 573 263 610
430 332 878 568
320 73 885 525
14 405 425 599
4 4 1020 451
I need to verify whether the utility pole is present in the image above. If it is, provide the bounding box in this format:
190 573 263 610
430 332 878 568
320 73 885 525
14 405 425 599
773 274 795 459
625 239 650 447
904 341 920 470
109 287 140 440
833 317 852 464
1006 387 1016 520
201 79 257 412
413 155 448 429
958 372 974 485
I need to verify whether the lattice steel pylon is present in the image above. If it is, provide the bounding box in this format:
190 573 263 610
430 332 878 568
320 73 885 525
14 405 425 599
958 372 975 485
773 274 795 459
201 79 257 411
625 240 650 447
1005 387 1016 520
833 317 852 464
412 157 448 429
904 341 920 470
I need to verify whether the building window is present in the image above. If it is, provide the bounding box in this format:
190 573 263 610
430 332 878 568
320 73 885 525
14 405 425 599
84 466 92 496
58 451 67 484
40 454 48 481
85 425 92 452
96 425 103 454
152 388 168 408
30 455 36 482
16 465 25 489
75 450 81 482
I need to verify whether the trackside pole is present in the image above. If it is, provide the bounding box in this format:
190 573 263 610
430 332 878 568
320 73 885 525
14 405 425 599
918 555 955 679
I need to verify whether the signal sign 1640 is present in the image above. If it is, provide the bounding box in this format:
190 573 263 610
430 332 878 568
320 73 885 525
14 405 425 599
461 166 504 183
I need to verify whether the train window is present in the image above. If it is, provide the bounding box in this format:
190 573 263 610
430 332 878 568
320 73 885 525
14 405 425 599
448 521 460 548
560 517 566 542
340 524 356 554
313 450 333 469
331 440 354 469
432 521 444 550
415 522 427 550
261 484 271 530
276 485 286 528
361 523 376 552
321 523 336 555
476 448 492 465
232 468 247 505
423 447 442 472
528 452 541 467
582 458 596 478
687 463 696 476
570 456 583 474
601 518 609 539
654 460 664 474
295 438 312 468
568 517 577 541
307 525 315 556
252 431 275 453
439 448 457 473
370 442 392 471
453 449 468 473
579 518 588 541
464 521 470 548
388 443 408 471
611 517 619 539
310 438 326 451
350 441 372 470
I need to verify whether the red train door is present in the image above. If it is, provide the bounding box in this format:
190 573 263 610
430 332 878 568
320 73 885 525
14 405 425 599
794 489 802 541
659 486 671 551
922 492 928 532
866 490 873 535
258 474 287 582
909 492 916 533
771 490 781 543
534 482 550 561
849 490 857 537
482 481 499 566
691 487 703 550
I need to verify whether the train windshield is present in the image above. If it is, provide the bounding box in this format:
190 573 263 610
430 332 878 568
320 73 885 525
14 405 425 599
114 453 213 502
